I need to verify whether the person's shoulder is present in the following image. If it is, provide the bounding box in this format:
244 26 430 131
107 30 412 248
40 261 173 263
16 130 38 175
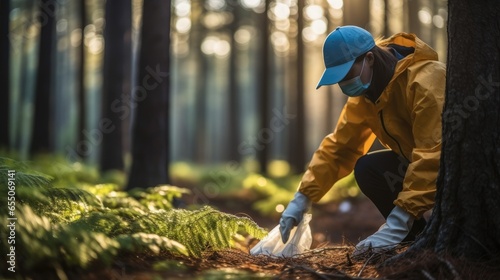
414 60 446 75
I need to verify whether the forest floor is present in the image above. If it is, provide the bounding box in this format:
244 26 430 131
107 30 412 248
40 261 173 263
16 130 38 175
76 196 392 279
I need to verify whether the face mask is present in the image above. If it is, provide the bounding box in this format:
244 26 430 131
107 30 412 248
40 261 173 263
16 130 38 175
338 58 372 97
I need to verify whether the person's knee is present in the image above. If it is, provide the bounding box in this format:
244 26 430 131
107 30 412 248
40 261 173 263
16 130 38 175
354 155 369 175
354 155 372 193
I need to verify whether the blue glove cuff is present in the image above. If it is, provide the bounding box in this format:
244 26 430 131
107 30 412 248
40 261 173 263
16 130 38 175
281 192 311 224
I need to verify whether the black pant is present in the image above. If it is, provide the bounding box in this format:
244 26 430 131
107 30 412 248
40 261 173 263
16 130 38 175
354 149 426 240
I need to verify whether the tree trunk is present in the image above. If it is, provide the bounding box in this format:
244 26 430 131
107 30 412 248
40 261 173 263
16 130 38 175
31 0 56 155
191 0 207 162
126 0 171 189
77 0 87 160
0 0 10 148
100 0 131 172
257 1 270 174
383 0 389 37
407 0 421 36
288 0 306 174
343 0 370 29
227 4 240 162
384 0 500 276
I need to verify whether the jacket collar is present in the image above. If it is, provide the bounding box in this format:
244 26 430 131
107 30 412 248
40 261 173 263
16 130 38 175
371 33 439 109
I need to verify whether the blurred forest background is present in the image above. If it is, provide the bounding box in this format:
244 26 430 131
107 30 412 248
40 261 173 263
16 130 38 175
0 0 447 196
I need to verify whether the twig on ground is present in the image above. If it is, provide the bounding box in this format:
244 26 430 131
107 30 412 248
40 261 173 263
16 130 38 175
357 253 376 277
346 253 353 266
287 264 373 280
292 265 333 280
420 269 436 280
437 256 462 280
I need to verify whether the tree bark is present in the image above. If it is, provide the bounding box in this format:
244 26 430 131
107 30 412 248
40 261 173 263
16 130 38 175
31 0 56 155
288 0 306 174
343 0 370 29
77 0 87 160
384 0 500 275
126 0 171 189
227 3 240 162
257 1 270 174
100 0 131 172
0 0 10 148
407 0 421 36
191 0 208 162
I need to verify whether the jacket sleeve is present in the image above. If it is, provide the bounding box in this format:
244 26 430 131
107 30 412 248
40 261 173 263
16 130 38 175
298 98 377 202
394 61 446 218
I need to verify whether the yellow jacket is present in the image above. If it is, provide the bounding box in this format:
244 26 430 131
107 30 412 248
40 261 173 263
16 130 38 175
299 33 446 218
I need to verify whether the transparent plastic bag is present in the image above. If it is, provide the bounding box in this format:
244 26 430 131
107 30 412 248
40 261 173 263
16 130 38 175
250 214 312 257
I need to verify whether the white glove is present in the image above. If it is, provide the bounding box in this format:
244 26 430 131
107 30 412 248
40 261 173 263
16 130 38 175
353 206 414 256
279 192 311 243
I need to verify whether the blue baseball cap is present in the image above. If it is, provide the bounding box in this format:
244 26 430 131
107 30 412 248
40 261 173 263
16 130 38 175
316 26 375 89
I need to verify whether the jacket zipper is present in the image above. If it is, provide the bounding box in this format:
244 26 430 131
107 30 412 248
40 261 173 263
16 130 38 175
379 111 409 161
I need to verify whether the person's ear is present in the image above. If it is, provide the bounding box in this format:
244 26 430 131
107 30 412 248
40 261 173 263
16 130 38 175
365 51 374 66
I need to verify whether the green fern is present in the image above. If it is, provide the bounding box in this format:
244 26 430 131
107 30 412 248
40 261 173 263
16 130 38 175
135 206 267 257
0 157 53 189
72 206 267 257
27 188 104 223
102 194 147 210
2 205 120 271
70 208 144 236
0 156 268 276
114 233 188 256
129 185 191 211
80 183 120 197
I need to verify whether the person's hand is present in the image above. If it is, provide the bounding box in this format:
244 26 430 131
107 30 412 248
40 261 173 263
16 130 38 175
279 192 311 243
353 206 414 257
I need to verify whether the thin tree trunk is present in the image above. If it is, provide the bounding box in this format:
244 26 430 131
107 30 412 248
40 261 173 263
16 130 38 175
17 1 39 159
288 0 305 173
77 0 87 160
191 0 207 162
257 1 270 174
343 0 370 28
0 0 10 148
100 0 131 172
384 0 500 275
383 0 389 37
227 4 240 162
126 0 171 189
31 0 56 155
408 0 421 36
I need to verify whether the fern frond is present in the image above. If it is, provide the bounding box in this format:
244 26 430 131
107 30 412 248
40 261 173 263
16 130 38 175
133 206 267 257
55 226 119 267
80 184 147 210
114 233 188 256
12 171 53 188
101 195 146 210
128 185 190 211
33 188 104 223
7 205 120 270
71 208 146 236
0 158 53 189
44 188 103 208
73 206 267 257
80 183 120 198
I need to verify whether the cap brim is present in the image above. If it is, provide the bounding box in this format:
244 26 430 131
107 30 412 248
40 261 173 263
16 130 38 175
316 59 355 89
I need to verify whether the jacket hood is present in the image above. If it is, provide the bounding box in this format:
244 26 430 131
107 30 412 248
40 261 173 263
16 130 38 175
377 33 439 76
